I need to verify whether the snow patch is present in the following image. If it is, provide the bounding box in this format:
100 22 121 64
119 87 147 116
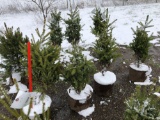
134 77 153 85
154 43 160 46
60 51 72 63
78 104 95 117
130 63 150 71
6 77 10 85
12 72 21 82
133 65 153 86
100 101 108 105
67 84 93 101
94 71 116 85
59 76 64 81
82 51 94 61
8 82 28 94
153 92 160 97
0 95 4 99
158 76 160 83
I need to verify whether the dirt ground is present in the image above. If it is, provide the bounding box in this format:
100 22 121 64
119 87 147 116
0 44 160 120
48 44 160 120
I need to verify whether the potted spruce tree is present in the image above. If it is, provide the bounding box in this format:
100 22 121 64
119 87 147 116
64 6 82 45
20 25 62 92
91 7 105 36
129 15 153 82
63 45 95 112
20 22 59 119
0 23 29 85
49 9 63 46
92 8 119 96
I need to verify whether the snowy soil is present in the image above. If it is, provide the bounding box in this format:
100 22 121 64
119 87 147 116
0 2 160 119
23 45 159 120
0 45 160 119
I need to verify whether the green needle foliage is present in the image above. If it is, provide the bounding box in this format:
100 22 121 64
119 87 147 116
124 84 160 120
93 8 119 68
49 9 63 46
20 22 62 91
64 6 82 45
129 15 154 68
91 7 104 36
63 45 95 93
0 23 28 83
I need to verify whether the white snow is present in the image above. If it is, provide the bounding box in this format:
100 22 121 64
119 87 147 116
100 101 108 105
23 94 52 119
12 72 21 82
0 3 159 48
67 84 93 101
60 51 72 63
153 92 160 97
0 95 4 99
134 77 153 85
130 63 150 71
131 64 153 85
94 71 116 85
158 76 160 83
154 43 160 46
6 77 10 85
8 82 28 94
82 51 94 61
78 104 95 117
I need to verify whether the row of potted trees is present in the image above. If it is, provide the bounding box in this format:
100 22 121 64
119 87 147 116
0 7 154 118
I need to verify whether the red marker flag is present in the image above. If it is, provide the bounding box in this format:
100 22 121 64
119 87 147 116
27 42 32 92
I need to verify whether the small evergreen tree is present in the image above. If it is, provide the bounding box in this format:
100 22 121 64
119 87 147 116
0 23 28 83
20 25 62 91
49 10 63 46
124 84 160 119
63 45 95 93
93 9 119 69
91 7 104 36
64 6 82 45
130 15 154 67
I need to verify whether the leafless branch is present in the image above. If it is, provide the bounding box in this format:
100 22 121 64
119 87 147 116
31 0 54 23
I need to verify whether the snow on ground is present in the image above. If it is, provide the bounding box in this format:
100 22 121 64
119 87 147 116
0 3 160 47
6 78 10 85
100 101 108 105
0 3 160 70
12 72 21 82
94 71 116 85
82 51 95 60
78 104 95 117
130 63 153 85
134 76 153 86
154 92 160 97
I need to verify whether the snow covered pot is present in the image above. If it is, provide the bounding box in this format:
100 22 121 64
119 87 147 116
63 45 95 112
92 8 119 96
94 71 116 97
129 15 154 82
